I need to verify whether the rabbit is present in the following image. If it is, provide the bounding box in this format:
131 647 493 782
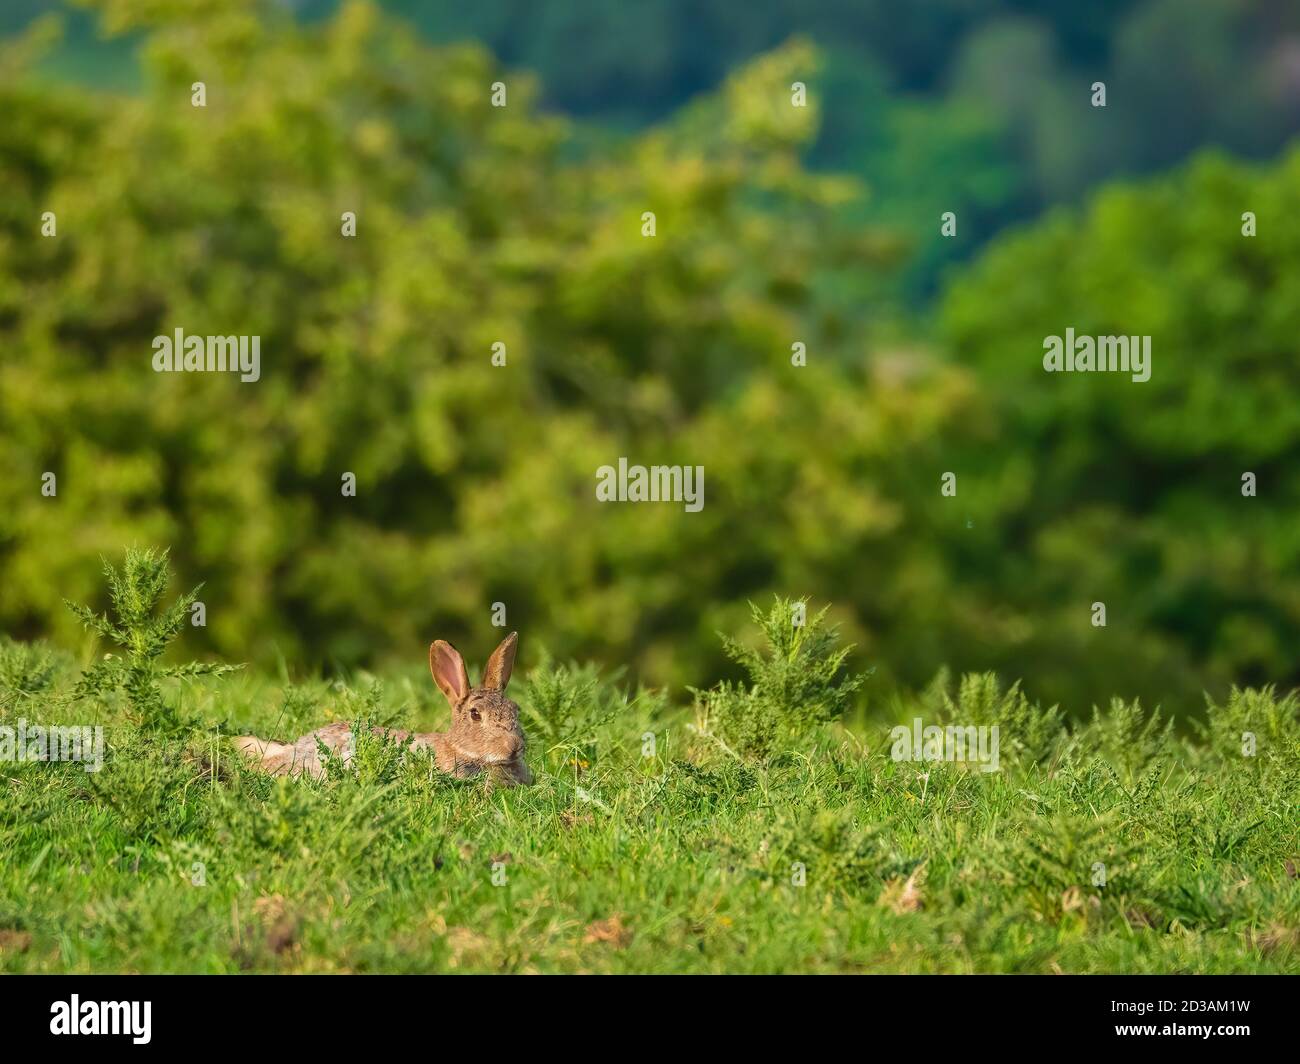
232 632 533 786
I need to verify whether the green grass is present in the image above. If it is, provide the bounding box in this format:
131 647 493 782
0 564 1297 973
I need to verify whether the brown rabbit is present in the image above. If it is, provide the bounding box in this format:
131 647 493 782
233 633 533 786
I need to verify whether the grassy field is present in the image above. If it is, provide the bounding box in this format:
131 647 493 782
0 559 1297 974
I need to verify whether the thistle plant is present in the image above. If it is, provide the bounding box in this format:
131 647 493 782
693 597 866 759
64 547 242 729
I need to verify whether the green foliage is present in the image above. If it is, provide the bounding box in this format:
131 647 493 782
987 811 1132 918
1074 698 1176 782
63 547 241 728
763 805 894 894
10 1 1297 298
2 631 1297 973
1192 686 1300 764
0 2 914 696
0 638 70 708
0 0 1296 977
518 658 612 750
3 1 1300 718
940 149 1300 709
918 670 1067 767
693 598 864 758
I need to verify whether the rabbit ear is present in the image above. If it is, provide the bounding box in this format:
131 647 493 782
429 640 469 705
482 632 518 692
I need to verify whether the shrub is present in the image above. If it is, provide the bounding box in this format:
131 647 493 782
692 598 865 758
64 547 240 728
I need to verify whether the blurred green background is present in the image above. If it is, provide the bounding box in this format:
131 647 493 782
4 0 1300 715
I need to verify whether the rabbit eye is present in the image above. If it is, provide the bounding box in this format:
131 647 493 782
469 707 482 722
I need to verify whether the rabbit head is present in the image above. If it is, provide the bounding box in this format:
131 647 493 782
429 632 532 784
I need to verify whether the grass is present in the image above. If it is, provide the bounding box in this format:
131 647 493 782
0 557 1297 973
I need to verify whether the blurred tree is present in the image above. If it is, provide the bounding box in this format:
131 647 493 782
941 149 1300 709
5 0 1300 715
1112 0 1286 170
1 1 922 693
5 0 1299 299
